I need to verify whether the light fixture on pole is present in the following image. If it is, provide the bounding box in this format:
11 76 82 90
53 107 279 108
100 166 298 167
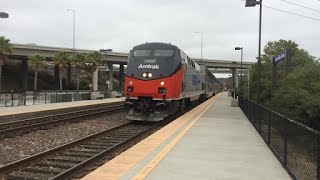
235 47 243 92
194 32 203 61
67 9 76 90
0 12 9 18
245 0 262 103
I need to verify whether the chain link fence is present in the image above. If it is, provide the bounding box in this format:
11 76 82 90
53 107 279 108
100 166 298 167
239 96 319 180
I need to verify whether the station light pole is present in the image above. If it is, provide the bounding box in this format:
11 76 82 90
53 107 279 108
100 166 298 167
194 32 203 61
67 9 76 90
0 12 9 92
67 9 76 50
235 47 243 93
245 0 262 103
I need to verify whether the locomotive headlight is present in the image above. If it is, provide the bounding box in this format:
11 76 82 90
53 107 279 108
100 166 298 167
142 72 147 78
160 81 165 86
129 81 133 85
148 72 152 78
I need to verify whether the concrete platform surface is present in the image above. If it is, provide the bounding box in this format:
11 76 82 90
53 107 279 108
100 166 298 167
0 97 124 117
145 93 290 180
82 93 291 180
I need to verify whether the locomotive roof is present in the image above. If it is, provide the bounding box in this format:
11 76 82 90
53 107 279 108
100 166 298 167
133 42 179 50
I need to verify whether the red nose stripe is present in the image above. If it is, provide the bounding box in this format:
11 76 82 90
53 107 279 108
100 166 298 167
124 68 183 99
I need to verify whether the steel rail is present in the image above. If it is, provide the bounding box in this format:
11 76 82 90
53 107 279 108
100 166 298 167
0 122 135 176
0 104 124 138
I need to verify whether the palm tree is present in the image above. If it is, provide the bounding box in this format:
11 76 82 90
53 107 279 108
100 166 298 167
72 53 87 91
29 54 45 92
87 51 102 91
53 51 69 91
0 36 12 91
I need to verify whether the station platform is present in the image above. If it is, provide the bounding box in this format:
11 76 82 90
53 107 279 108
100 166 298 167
0 98 124 117
82 92 291 180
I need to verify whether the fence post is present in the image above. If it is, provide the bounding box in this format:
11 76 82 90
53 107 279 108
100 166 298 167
259 106 262 133
317 135 320 180
45 92 47 104
268 111 271 145
24 92 26 105
283 120 288 166
33 92 35 105
247 101 250 121
246 99 248 117
11 92 13 107
253 105 256 126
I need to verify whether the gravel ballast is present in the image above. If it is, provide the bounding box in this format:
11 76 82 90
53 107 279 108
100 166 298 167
0 112 128 166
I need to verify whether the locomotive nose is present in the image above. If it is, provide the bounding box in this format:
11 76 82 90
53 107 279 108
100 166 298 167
125 78 169 99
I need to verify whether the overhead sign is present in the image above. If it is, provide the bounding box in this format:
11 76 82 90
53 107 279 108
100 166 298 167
273 51 286 64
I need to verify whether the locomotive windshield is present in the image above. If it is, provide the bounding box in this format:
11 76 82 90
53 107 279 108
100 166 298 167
134 50 174 57
126 43 182 80
133 50 152 57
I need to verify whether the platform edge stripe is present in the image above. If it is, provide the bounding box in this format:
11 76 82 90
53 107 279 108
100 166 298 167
132 94 221 180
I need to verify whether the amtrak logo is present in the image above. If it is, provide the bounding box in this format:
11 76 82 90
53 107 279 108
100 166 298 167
138 64 159 69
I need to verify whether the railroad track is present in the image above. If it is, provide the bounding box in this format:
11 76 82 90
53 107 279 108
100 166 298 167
0 121 157 179
0 104 124 138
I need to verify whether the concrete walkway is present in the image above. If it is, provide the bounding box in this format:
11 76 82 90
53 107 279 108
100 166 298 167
145 93 290 179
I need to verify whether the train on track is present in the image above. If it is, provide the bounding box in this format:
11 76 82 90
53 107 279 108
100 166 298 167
124 42 223 121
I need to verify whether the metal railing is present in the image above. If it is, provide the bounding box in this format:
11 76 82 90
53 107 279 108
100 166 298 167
238 95 319 180
0 90 124 107
0 92 27 107
31 90 91 105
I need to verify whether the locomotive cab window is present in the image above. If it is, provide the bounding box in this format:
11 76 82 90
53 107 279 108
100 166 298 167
134 50 152 57
154 50 174 57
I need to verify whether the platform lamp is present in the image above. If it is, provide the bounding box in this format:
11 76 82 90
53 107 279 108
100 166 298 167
245 0 262 103
194 32 203 61
235 47 243 94
0 12 9 18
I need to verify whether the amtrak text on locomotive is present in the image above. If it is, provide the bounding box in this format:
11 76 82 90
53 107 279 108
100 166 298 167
138 64 160 69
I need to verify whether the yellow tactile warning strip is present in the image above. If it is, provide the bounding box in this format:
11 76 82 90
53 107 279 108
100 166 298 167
82 94 221 180
0 98 124 117
132 94 221 180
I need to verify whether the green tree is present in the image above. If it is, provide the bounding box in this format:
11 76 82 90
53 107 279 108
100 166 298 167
0 36 12 91
271 61 320 127
29 54 46 92
249 39 320 127
72 53 87 91
262 39 298 63
53 51 69 91
87 51 102 90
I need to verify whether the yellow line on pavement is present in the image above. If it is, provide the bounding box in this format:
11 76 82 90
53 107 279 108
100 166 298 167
132 93 221 180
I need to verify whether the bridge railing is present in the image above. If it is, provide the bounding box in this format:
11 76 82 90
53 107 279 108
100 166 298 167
238 95 319 180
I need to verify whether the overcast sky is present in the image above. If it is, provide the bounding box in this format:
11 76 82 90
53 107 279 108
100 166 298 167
1 0 320 64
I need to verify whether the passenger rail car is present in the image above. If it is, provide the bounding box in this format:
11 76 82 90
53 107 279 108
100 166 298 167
124 42 222 121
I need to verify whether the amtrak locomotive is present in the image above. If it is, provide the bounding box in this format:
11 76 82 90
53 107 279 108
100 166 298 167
124 42 222 121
